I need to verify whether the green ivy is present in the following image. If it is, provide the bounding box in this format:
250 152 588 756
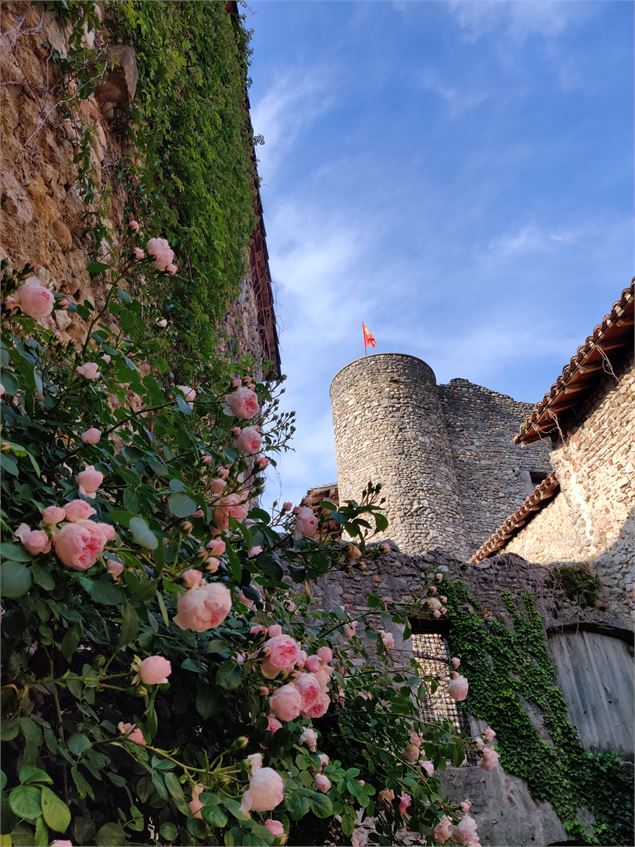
444 582 633 846
107 0 257 375
547 565 601 607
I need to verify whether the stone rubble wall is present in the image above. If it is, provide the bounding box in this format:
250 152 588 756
502 490 586 563
438 379 552 554
330 354 469 558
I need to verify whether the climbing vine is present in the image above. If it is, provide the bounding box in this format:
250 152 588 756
444 582 633 846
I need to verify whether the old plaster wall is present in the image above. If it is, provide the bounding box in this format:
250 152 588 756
439 379 552 554
503 492 585 563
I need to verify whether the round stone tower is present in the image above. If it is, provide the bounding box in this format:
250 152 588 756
330 353 468 557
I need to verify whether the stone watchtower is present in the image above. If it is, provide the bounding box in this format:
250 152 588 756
330 353 469 558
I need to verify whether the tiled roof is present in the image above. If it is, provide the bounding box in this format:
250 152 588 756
470 471 560 562
514 280 634 445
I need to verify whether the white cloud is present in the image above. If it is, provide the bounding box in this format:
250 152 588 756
445 0 595 42
486 223 582 258
419 68 490 116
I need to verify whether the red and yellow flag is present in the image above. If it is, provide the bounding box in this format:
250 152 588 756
362 322 376 352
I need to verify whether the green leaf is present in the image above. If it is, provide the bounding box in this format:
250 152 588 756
1 720 19 740
0 770 6 790
216 660 242 690
34 815 48 847
285 791 311 820
167 492 197 518
159 822 178 841
0 543 32 562
40 787 71 833
86 260 110 276
18 766 52 786
1 561 32 598
163 772 185 803
202 805 229 828
222 797 250 822
307 789 333 818
95 823 127 846
89 579 123 606
67 733 91 756
9 785 41 820
31 562 54 591
117 603 138 647
129 516 158 550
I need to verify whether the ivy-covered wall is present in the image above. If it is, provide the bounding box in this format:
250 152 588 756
445 582 634 846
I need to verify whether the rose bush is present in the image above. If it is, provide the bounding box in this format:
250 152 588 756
0 233 488 846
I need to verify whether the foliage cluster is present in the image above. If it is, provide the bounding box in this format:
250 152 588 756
546 565 601 608
444 583 633 846
0 236 471 846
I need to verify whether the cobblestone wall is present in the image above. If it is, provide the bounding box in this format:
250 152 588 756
330 354 469 557
439 379 552 554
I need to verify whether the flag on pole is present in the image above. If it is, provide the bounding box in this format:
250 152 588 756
362 322 376 354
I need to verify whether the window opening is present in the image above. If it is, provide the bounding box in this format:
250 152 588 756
530 470 549 486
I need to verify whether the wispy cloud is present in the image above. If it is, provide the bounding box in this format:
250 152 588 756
445 0 596 42
486 223 582 258
419 68 490 116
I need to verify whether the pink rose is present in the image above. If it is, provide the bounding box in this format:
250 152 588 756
267 715 282 734
15 277 54 320
319 753 329 769
117 722 145 745
460 800 472 814
433 610 442 619
428 597 442 612
433 816 454 843
380 630 395 650
404 743 420 764
101 354 111 364
182 569 203 589
156 318 168 328
205 556 220 573
302 691 330 719
267 624 283 637
429 586 437 594
213 493 249 530
294 673 321 711
480 747 499 771
317 646 333 663
455 815 478 844
483 726 496 743
378 788 395 805
133 247 145 261
139 656 172 685
282 501 292 511
76 362 100 380
304 655 322 674
264 820 285 840
18 526 51 555
251 624 266 635
243 375 252 384
76 465 103 498
42 506 66 525
129 219 140 232
241 766 284 813
299 728 318 752
343 622 357 639
189 784 204 819
451 657 461 669
269 684 302 722
64 499 97 522
262 634 301 678
398 792 412 817
95 522 116 543
232 377 242 389
80 427 102 445
226 387 260 420
315 665 332 692
217 467 230 479
206 538 226 557
295 650 307 668
314 774 331 793
166 263 178 275
294 506 318 538
173 582 232 632
435 572 444 582
248 546 263 558
106 559 124 582
202 454 213 464
146 237 175 272
421 759 435 777
234 426 262 454
210 478 227 494
51 842 73 847
474 737 484 750
380 542 391 554
257 457 269 469
54 520 107 570
448 675 469 702
410 730 422 745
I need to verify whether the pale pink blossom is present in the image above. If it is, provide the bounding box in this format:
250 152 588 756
248 546 263 558
193 509 203 518
343 622 357 639
106 559 124 582
234 425 262 454
380 630 395 650
202 454 213 464
404 743 420 764
378 788 395 805
268 624 283 637
314 774 331 793
433 610 442 619
455 815 478 844
0 384 4 399
238 590 255 607
270 684 302 721
210 478 227 494
42 506 66 525
302 691 330 719
448 675 469 702
139 656 172 685
117 722 145 745
177 385 196 405
133 247 145 261
315 665 332 693
433 816 454 843
95 522 116 543
18 527 51 556
299 728 318 752
156 318 168 328
429 585 437 594
474 737 484 750
64 499 97 522
173 582 232 632
76 465 103 498
483 726 496 743
380 542 391 554
226 387 260 420
440 595 448 604
189 784 204 819
480 747 499 771
205 557 220 573
203 539 224 558
295 650 307 668
304 655 323 674
50 841 73 847
398 793 412 817
101 354 111 364
317 646 333 663
410 730 422 745
76 362 100 380
80 427 102 445
282 501 292 511
428 597 442 612
166 263 178 275
460 800 472 814
451 657 461 669
264 820 285 841
294 506 318 538
294 673 321 711
232 377 242 388
15 277 54 320
129 219 140 232
54 521 106 570
217 466 230 479
435 572 444 582
421 759 435 777
319 753 329 769
241 764 284 813
213 493 249 530
257 457 269 469
251 624 266 635
261 634 301 679
267 715 282 734
146 237 175 272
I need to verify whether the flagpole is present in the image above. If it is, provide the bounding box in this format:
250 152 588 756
362 322 367 356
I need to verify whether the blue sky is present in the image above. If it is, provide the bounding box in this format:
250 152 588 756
245 0 634 509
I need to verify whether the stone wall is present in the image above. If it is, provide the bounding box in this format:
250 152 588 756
503 492 586 563
439 379 552 554
330 354 469 557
